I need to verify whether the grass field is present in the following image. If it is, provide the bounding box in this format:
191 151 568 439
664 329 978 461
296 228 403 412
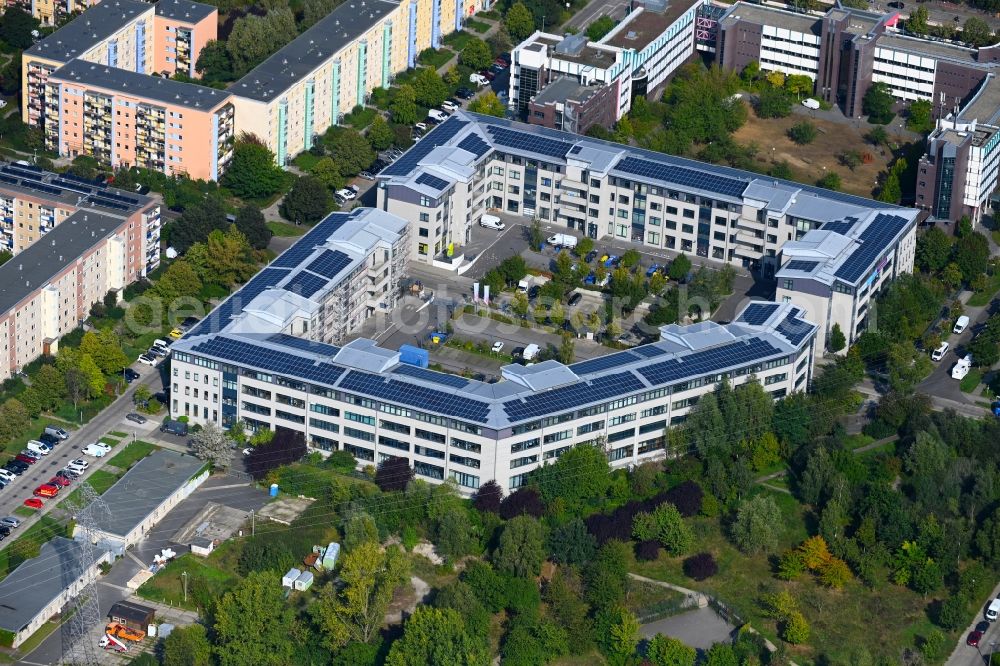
105 440 157 471
267 221 307 237
13 506 36 518
63 469 120 506
418 48 454 69
465 18 491 33
137 551 240 611
732 108 894 198
960 369 983 393
968 272 1000 307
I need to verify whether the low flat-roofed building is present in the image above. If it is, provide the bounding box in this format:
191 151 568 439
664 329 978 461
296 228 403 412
45 60 235 180
0 537 112 648
526 76 617 135
90 450 208 548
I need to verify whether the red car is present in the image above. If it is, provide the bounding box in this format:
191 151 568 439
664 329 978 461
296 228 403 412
34 484 59 498
23 498 43 509
968 630 983 647
49 476 71 487
493 57 509 68
14 454 37 465
478 69 495 81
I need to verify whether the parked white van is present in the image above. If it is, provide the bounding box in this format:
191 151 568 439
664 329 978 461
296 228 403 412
954 315 970 334
480 215 505 231
931 341 950 361
26 441 51 456
802 98 820 110
427 109 448 122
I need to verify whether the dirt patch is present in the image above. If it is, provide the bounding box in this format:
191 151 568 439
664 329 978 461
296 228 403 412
732 108 895 198
384 576 431 625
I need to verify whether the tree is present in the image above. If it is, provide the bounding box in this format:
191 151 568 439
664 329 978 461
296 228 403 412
954 231 990 283
33 365 66 410
558 335 575 364
214 572 297 666
829 323 847 352
342 513 379 552
0 399 29 443
907 5 929 34
915 226 952 273
189 422 233 468
385 606 489 666
226 9 298 76
460 37 493 70
506 2 535 40
963 17 993 46
595 605 639 661
494 515 546 577
647 634 697 666
756 86 793 118
223 136 285 197
169 195 229 253
325 127 376 176
187 227 258 287
313 541 409 649
549 518 597 565
367 115 394 151
235 205 272 250
586 15 616 40
237 537 295 576
862 82 895 124
155 259 203 301
785 74 813 98
633 503 693 555
787 121 817 144
245 428 307 479
474 480 503 513
162 624 212 666
839 150 863 171
435 507 477 562
196 40 234 83
500 486 545 519
531 443 610 509
280 176 334 225
783 610 810 644
390 84 420 125
907 99 934 133
682 552 718 581
0 8 40 50
817 171 842 191
488 25 514 57
668 253 692 281
866 124 889 146
375 456 413 492
412 67 449 108
469 92 506 117
311 156 345 191
730 495 781 554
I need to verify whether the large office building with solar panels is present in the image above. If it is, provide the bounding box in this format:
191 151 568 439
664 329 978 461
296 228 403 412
170 206 816 491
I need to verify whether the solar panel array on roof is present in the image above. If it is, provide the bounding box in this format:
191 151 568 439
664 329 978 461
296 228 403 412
339 370 490 422
306 250 352 279
570 350 640 375
186 267 290 337
457 134 491 158
393 363 470 389
638 338 781 387
191 337 345 386
615 156 748 198
569 145 584 155
833 213 910 283
415 173 451 191
285 271 329 298
486 126 573 159
0 174 18 186
738 303 780 325
786 260 819 272
267 333 340 356
632 345 668 359
822 219 857 235
775 313 813 346
382 118 468 176
503 371 645 421
271 241 318 269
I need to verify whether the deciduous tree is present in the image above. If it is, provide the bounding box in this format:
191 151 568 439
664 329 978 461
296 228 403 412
390 84 419 125
367 115 395 151
862 82 895 124
189 422 233 468
460 37 493 70
494 515 546 577
506 2 535 41
234 205 272 250
385 606 489 666
223 136 285 199
412 67 449 108
280 176 334 225
375 456 414 492
647 634 697 666
730 495 781 554
214 572 297 666
469 91 506 117
162 624 212 666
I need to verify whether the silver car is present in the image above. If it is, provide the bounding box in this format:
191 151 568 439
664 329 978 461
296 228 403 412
1 516 21 529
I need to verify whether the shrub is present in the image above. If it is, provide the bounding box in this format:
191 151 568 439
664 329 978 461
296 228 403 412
474 480 503 514
787 121 817 144
683 552 718 580
635 540 660 561
499 486 545 519
663 480 703 517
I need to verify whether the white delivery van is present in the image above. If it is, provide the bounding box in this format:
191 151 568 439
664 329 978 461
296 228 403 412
522 343 540 361
480 214 505 231
428 109 448 122
802 98 821 110
951 354 973 380
517 279 530 293
954 315 970 334
547 233 578 249
931 341 950 361
988 598 1000 621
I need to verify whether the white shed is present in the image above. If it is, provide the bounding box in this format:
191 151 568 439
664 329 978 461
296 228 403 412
294 571 314 591
282 568 302 588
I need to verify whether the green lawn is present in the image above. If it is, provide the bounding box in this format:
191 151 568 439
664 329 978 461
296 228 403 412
630 487 937 663
418 47 454 69
267 221 308 237
844 433 875 450
465 18 491 33
99 436 120 447
108 431 128 438
137 552 240 611
105 440 157 471
292 152 321 171
960 369 983 393
13 506 37 518
443 30 475 50
62 469 120 507
968 272 1000 307
11 616 62 656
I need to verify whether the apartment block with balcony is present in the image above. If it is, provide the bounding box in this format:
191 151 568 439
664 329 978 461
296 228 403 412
7 0 101 26
153 0 218 79
46 60 235 180
22 0 156 127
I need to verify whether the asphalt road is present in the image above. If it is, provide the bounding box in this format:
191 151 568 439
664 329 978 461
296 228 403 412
917 293 997 407
0 362 168 539
945 580 1000 666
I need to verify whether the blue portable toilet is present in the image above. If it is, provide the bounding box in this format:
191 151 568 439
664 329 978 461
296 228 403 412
269 483 279 497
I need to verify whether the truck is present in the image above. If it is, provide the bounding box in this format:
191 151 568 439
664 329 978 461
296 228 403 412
547 234 578 250
951 354 973 380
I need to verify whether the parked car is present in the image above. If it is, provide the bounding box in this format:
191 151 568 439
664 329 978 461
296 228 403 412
0 526 10 540
168 328 184 339
528 285 540 300
57 469 80 480
4 461 28 475
242 447 255 456
494 56 509 68
584 250 598 263
23 498 43 509
26 441 51 456
469 73 489 87
968 630 983 647
0 470 14 483
49 475 71 487
126 413 148 424
931 341 950 361
441 100 459 113
180 316 199 330
568 292 583 306
646 264 661 277
67 459 90 472
488 63 504 75
359 170 375 180
147 347 165 358
492 341 505 353
456 87 475 100
82 443 112 457
160 420 189 436
336 188 356 201
34 484 60 498
0 516 21 529
45 425 69 440
428 109 448 122
15 454 38 465
478 69 496 81
138 354 157 367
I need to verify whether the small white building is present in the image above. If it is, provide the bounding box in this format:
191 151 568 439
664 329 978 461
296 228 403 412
282 568 302 588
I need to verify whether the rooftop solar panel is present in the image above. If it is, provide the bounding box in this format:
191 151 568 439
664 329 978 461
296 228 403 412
339 370 490 422
285 271 329 299
614 156 748 198
457 134 491 158
52 178 92 193
306 250 352 280
822 219 856 235
775 313 813 347
271 242 318 269
638 338 781 387
485 125 573 159
381 118 468 177
0 174 19 186
268 333 340 356
191 337 345 387
569 351 640 375
738 303 780 325
503 371 645 421
393 363 470 389
415 172 451 191
786 260 819 272
21 181 62 196
833 213 910 283
632 345 668 359
90 197 129 211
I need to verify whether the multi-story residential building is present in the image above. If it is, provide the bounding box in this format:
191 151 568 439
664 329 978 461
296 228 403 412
5 0 101 27
0 190 158 380
774 208 918 353
375 111 913 279
0 161 161 277
171 264 816 492
510 0 700 129
22 0 157 127
227 0 464 165
916 74 1000 224
45 60 235 180
713 2 1000 119
152 0 219 79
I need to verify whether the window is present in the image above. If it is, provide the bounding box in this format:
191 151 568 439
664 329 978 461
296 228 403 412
782 279 794 290
419 213 429 222
345 411 375 426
